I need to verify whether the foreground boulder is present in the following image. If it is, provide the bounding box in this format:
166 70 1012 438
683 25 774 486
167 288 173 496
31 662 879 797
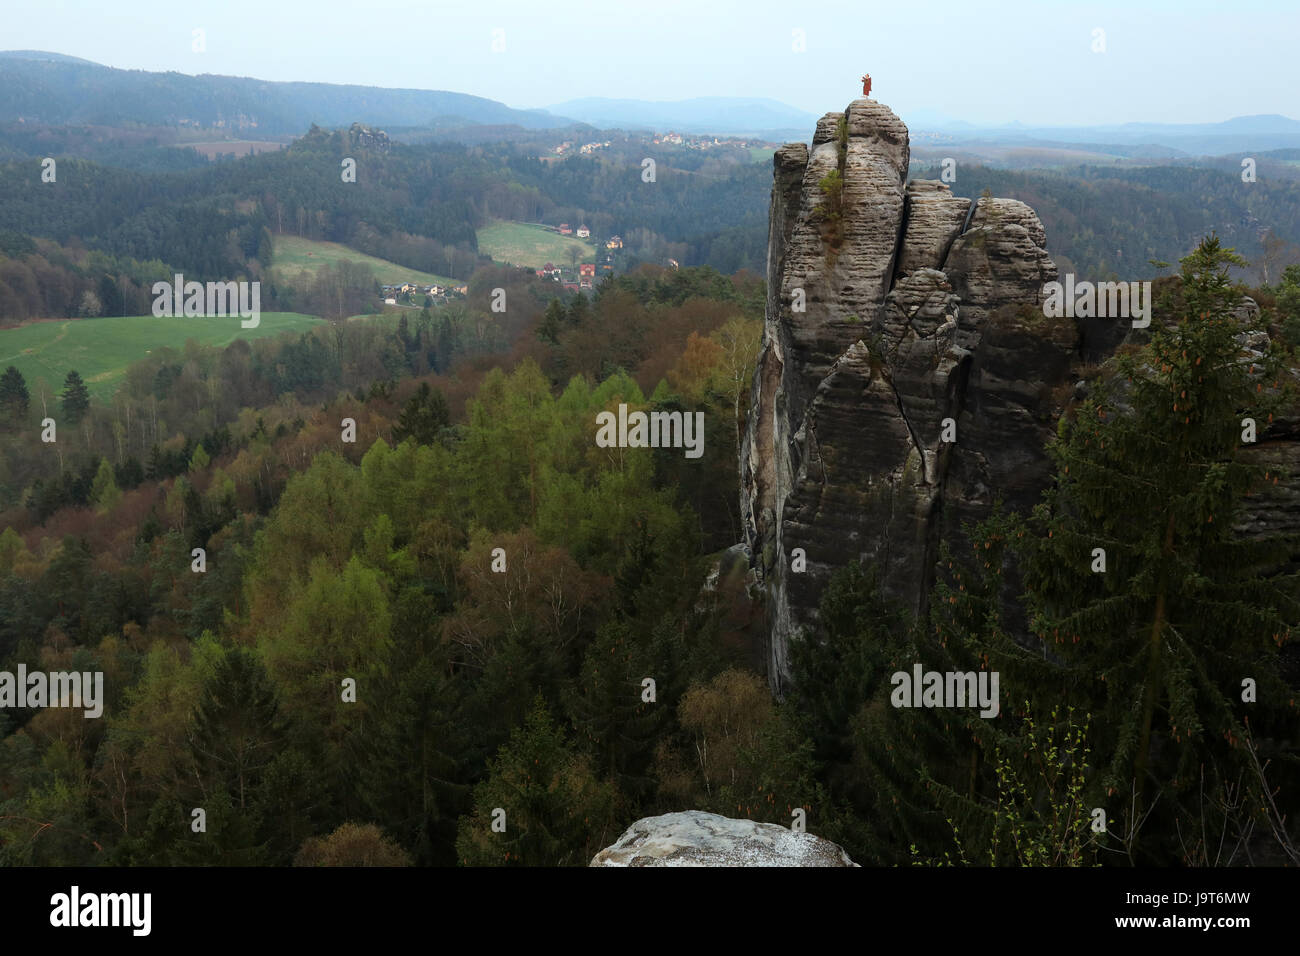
590 811 858 867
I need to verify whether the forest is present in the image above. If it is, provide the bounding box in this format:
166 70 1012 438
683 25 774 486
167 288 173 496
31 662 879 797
0 265 774 865
1 242 1299 866
2 77 1300 866
0 121 772 323
5 114 1300 334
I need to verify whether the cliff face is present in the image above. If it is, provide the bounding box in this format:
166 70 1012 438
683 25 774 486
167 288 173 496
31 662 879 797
741 100 1300 698
740 99 1075 694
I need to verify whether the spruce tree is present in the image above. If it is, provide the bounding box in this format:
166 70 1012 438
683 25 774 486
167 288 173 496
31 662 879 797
790 561 991 864
188 648 285 811
455 695 617 866
1018 235 1300 863
60 370 90 425
0 365 29 426
392 382 450 446
537 299 566 345
567 618 670 804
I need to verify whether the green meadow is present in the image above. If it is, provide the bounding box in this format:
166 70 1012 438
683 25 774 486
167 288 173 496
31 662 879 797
475 220 596 269
271 235 457 287
0 312 324 401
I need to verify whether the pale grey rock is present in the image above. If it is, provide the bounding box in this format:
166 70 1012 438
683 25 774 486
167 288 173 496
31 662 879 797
739 99 1300 699
741 100 1072 693
896 181 970 277
590 811 858 867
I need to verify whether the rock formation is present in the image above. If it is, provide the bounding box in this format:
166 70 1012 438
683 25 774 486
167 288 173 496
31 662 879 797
740 98 1300 697
348 122 391 152
590 811 858 866
740 98 1074 694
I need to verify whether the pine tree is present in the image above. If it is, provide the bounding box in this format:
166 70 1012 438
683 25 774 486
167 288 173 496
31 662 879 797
537 298 566 345
392 382 450 446
567 618 670 803
455 695 617 866
1017 234 1300 863
567 292 590 327
60 370 90 425
188 647 284 811
435 317 455 373
790 561 992 864
0 365 29 426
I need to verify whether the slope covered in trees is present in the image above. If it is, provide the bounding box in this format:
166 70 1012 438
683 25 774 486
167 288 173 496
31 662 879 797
0 266 773 866
3 242 1297 866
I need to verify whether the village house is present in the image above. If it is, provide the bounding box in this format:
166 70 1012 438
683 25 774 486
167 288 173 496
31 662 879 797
558 223 573 235
576 225 590 238
579 263 595 278
605 235 623 250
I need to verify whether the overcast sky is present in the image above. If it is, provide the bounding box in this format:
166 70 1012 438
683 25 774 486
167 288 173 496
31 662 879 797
7 0 1297 126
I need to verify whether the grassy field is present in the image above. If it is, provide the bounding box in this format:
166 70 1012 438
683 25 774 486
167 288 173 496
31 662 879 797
271 235 457 287
179 141 289 160
0 312 323 401
476 220 596 269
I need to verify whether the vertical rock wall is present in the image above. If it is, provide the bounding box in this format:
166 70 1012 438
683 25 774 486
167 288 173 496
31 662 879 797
740 99 1074 695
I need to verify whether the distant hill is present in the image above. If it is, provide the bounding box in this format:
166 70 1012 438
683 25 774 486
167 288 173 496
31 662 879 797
544 96 817 137
906 110 1300 155
0 50 100 65
0 51 572 135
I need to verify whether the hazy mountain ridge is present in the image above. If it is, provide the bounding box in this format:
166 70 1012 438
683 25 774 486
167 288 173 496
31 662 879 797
908 112 1300 155
544 96 818 137
0 51 573 134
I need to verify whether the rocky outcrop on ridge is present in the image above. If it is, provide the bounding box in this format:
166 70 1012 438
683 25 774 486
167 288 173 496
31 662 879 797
740 98 1300 697
740 99 1074 693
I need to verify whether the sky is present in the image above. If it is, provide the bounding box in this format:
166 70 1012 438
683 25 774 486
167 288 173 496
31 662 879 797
5 0 1298 127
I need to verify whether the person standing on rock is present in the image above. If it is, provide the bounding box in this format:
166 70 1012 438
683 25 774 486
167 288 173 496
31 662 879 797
861 73 872 97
